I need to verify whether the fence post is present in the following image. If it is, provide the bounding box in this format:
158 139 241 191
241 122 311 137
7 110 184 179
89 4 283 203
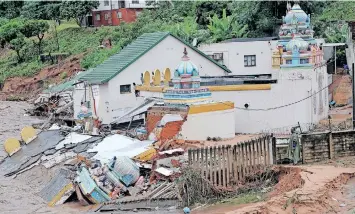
218 146 222 187
209 147 213 185
222 145 226 187
329 131 334 159
272 135 277 164
213 146 217 186
240 143 245 180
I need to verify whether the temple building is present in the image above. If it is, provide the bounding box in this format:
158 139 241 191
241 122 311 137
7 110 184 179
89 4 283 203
272 2 323 68
145 48 236 141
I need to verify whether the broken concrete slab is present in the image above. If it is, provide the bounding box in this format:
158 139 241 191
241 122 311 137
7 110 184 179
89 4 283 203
55 132 92 150
0 130 64 176
64 143 76 149
44 148 57 156
41 151 76 169
39 168 76 207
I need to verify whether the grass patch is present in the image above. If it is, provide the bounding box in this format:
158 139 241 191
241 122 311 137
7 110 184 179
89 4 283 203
56 20 79 32
219 192 265 205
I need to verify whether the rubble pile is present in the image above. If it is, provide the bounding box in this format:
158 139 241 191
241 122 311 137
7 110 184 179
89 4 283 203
26 92 74 120
0 123 187 211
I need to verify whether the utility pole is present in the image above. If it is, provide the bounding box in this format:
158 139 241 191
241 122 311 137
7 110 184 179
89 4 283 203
352 63 355 129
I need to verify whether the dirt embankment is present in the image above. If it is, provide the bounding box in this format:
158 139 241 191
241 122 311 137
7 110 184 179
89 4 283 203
229 165 355 214
1 53 85 100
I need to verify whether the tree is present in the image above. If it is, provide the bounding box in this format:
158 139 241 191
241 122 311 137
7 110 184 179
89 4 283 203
21 20 50 55
60 1 99 27
207 9 248 42
318 1 355 22
0 1 24 19
196 1 230 26
9 33 26 62
21 1 61 21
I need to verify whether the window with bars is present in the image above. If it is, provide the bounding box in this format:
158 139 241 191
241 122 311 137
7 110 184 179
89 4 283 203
120 84 131 94
244 55 256 67
104 0 109 6
132 0 139 4
286 60 292 64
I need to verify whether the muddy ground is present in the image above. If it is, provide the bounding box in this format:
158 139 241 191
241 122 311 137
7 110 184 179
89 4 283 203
2 101 355 214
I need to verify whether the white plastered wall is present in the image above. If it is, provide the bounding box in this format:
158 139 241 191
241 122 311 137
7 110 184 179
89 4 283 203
179 109 235 140
103 35 228 124
140 66 329 134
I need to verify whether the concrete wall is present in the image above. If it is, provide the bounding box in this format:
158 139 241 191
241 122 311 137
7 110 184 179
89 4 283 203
179 109 235 141
301 130 355 164
90 35 227 124
198 41 277 75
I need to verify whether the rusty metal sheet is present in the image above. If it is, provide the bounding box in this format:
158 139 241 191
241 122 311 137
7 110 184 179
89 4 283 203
0 130 64 176
39 168 76 206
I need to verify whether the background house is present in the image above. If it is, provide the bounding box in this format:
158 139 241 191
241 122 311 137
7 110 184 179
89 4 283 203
86 0 154 27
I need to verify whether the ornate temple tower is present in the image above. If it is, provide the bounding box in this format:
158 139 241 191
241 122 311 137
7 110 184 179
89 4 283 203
272 2 323 68
163 48 212 104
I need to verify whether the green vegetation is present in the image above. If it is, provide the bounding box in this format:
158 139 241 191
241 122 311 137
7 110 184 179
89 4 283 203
219 192 265 205
0 1 352 85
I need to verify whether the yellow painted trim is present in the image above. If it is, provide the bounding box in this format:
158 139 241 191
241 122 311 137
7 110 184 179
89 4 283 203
136 85 164 92
133 147 157 161
188 101 234 114
207 84 271 91
136 84 271 92
48 183 74 207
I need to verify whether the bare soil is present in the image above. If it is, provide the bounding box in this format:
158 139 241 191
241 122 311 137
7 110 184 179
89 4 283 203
1 54 84 101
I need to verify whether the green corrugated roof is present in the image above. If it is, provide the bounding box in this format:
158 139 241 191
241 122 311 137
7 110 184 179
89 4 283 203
43 71 88 93
80 32 231 84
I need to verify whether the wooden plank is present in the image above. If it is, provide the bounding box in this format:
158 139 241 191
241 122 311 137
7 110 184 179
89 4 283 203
263 137 267 168
209 147 213 184
236 145 241 181
222 145 226 187
265 136 269 165
240 143 245 179
197 148 200 171
213 146 217 186
205 147 208 180
188 149 192 165
227 145 232 186
218 146 222 187
255 138 260 170
251 140 255 173
233 145 237 184
245 142 250 176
